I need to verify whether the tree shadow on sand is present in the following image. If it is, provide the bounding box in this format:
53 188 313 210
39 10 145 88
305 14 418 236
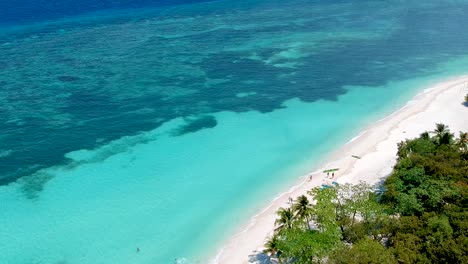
248 251 277 264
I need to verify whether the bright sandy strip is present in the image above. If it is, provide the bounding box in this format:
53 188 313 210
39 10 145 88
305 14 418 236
212 76 468 264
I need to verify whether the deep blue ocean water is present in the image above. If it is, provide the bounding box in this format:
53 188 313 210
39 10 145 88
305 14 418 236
1 0 468 263
0 0 214 25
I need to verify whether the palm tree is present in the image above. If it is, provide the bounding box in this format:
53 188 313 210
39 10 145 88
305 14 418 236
432 123 453 145
292 195 312 229
458 131 468 152
439 131 454 145
433 123 449 137
263 235 283 264
275 207 295 232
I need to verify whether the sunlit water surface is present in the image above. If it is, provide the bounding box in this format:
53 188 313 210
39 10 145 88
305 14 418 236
1 0 468 263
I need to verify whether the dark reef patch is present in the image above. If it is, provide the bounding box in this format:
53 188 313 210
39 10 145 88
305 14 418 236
18 172 54 200
172 115 218 136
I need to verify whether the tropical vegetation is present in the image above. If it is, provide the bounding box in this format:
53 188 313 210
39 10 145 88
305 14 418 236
263 124 468 263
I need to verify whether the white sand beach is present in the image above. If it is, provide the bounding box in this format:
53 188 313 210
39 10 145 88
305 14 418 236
212 76 468 264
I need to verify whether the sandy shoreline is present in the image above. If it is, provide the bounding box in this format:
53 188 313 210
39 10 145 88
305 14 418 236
212 76 468 264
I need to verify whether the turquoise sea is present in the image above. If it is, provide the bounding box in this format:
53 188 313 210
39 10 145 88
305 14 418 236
1 0 468 263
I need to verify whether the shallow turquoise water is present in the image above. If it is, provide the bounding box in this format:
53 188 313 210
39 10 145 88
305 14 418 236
1 0 468 263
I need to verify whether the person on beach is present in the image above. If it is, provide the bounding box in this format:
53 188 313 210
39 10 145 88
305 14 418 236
332 172 335 178
309 175 313 181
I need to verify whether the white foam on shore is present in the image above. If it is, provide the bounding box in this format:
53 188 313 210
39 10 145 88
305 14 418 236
346 130 368 144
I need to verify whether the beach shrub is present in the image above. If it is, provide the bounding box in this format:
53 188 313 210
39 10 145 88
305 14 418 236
382 124 468 262
329 238 397 264
277 227 338 264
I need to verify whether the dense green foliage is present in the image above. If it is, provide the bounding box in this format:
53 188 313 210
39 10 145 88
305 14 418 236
264 124 467 263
